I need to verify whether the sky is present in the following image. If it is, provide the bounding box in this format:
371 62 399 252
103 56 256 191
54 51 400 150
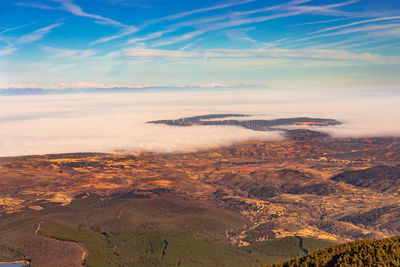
1 0 400 89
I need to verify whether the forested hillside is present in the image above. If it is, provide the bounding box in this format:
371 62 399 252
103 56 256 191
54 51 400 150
270 236 400 266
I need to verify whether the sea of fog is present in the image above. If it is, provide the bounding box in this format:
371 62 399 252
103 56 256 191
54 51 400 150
0 88 399 157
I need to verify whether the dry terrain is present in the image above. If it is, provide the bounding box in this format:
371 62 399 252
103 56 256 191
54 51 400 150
1 135 399 245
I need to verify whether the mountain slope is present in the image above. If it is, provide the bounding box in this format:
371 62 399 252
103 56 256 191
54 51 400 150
269 235 400 266
332 165 400 194
38 221 333 266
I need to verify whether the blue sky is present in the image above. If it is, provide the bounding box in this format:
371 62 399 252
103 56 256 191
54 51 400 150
1 0 400 89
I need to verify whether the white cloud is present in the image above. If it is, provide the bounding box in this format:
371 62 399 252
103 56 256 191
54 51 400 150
124 48 201 59
0 89 399 157
289 18 350 27
0 22 37 35
234 0 312 16
17 23 63 44
198 83 228 88
21 0 126 27
122 47 389 62
152 0 360 48
91 26 138 45
143 0 256 26
287 0 360 17
312 15 400 34
151 30 206 47
313 23 400 38
41 46 98 59
126 29 175 44
282 23 400 48
19 0 138 44
0 47 17 56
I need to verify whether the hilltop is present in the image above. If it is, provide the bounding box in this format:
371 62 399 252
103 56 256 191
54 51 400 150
148 114 341 138
270 235 400 266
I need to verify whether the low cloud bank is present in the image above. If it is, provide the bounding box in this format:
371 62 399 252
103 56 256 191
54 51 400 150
0 88 399 157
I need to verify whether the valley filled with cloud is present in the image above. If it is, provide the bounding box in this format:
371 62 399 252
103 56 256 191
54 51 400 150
0 88 398 156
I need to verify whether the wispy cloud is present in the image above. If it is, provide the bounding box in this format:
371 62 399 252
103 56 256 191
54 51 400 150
17 2 56 10
17 23 63 44
281 22 400 49
135 2 305 48
7 0 400 87
126 29 175 45
91 26 137 45
312 15 400 34
151 11 302 47
287 0 360 17
0 47 17 56
19 0 138 44
19 0 126 27
152 30 207 47
151 0 362 47
124 48 201 59
311 23 400 39
41 46 98 59
0 22 39 55
223 27 257 44
289 18 350 27
167 0 312 31
122 47 391 63
234 0 312 16
143 0 256 26
0 22 37 35
134 0 313 48
0 36 12 47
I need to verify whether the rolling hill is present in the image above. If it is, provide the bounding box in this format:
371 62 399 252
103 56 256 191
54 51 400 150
332 165 400 194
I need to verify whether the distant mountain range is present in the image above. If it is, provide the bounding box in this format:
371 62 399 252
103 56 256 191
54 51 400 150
0 86 240 96
0 87 159 95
